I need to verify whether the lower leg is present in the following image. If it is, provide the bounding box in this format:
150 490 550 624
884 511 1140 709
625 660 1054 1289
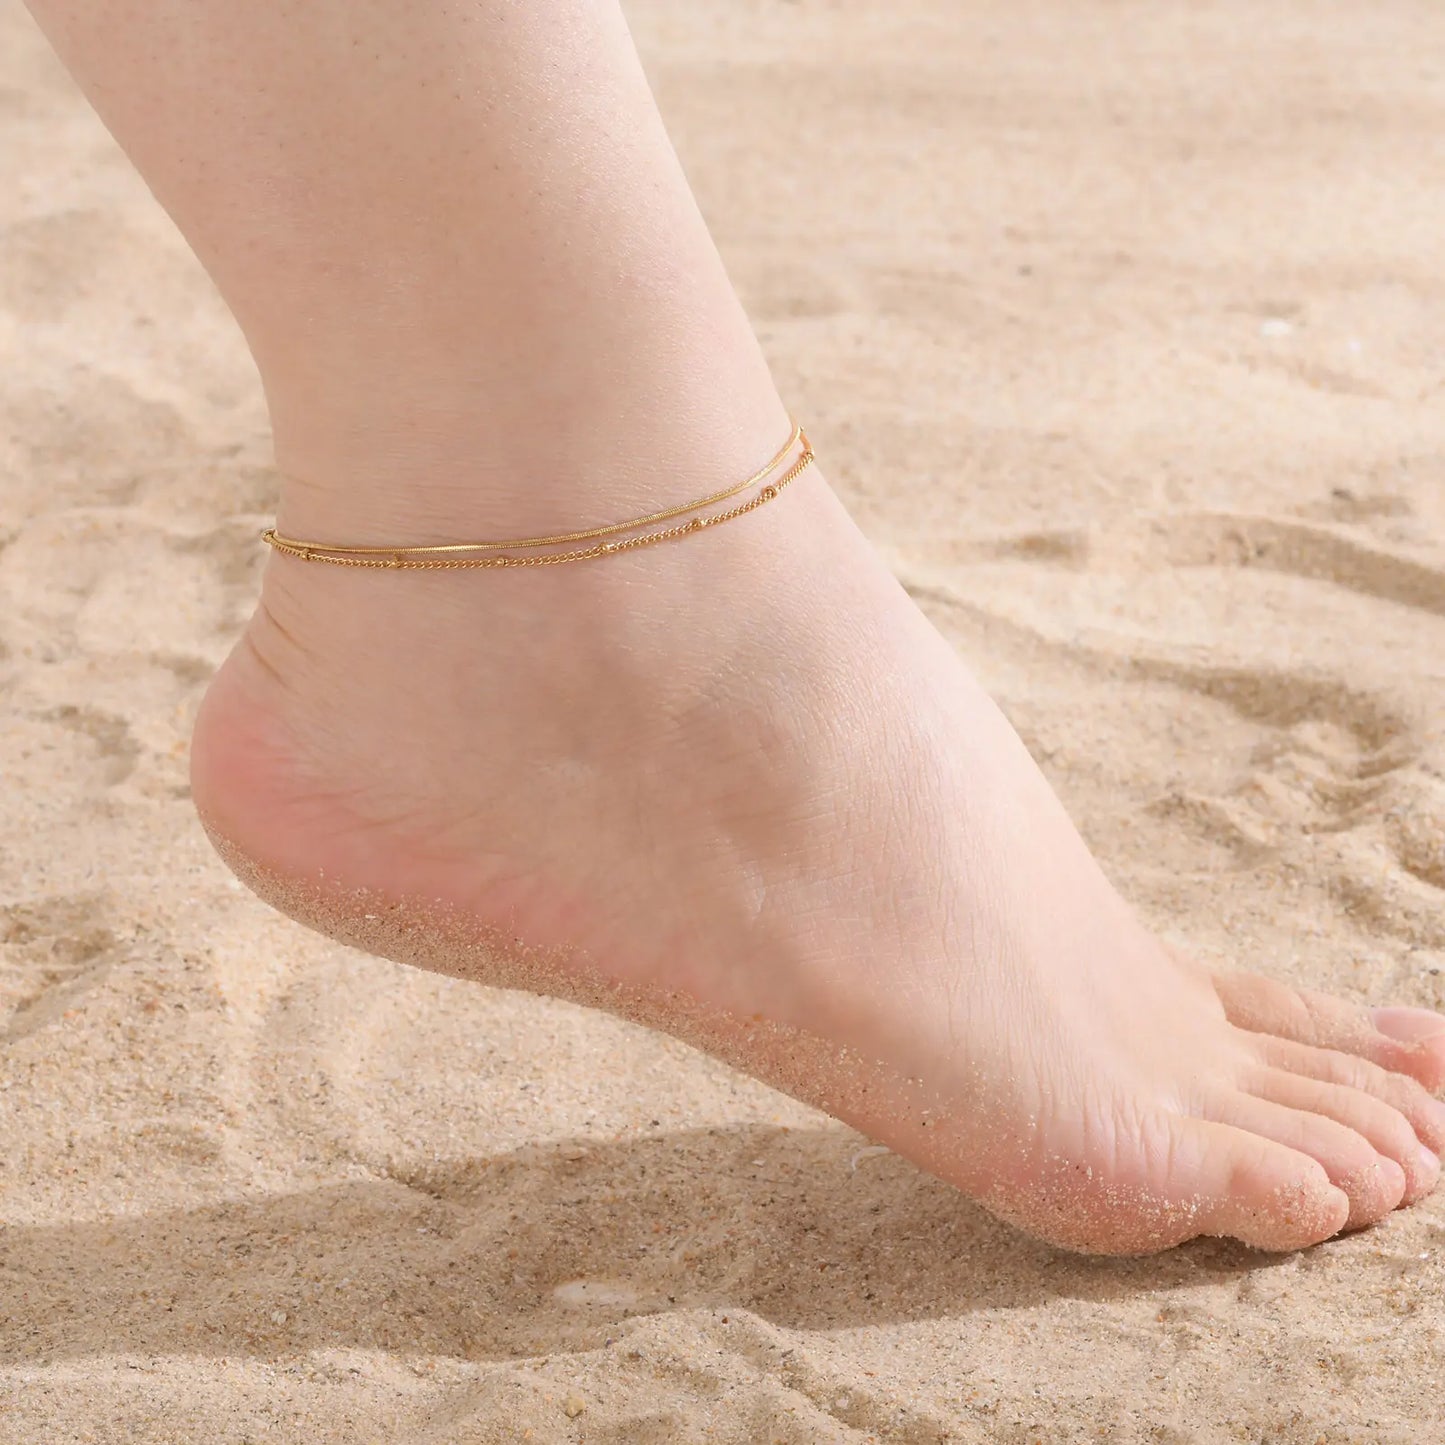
24 0 789 537
27 0 1445 1254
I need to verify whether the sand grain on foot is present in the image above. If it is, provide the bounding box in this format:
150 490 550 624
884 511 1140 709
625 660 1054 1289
3 0 1444 1439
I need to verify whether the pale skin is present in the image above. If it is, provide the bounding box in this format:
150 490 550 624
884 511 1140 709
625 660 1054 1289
24 0 1445 1253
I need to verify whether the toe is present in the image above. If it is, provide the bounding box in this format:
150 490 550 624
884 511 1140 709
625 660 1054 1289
1256 1035 1445 1155
1180 1118 1349 1251
1008 1111 1352 1255
1213 972 1445 1092
1206 1092 1406 1230
1246 1066 1440 1204
1371 1008 1445 1089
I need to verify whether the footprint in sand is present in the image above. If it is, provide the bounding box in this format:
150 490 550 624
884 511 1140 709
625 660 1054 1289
0 893 118 1044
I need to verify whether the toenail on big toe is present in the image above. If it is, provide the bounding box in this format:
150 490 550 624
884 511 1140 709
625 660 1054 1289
1372 1008 1445 1045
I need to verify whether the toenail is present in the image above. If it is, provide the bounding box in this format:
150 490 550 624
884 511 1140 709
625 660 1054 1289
1414 1143 1440 1178
1372 1007 1445 1044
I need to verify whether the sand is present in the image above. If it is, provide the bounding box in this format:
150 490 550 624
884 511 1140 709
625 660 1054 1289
3 0 1444 1439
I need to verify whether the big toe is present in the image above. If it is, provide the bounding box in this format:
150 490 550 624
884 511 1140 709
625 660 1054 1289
1177 1117 1350 1252
1213 972 1445 1092
988 1113 1349 1255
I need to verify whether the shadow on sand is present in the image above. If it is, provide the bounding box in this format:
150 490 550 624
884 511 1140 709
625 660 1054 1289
0 1121 1278 1364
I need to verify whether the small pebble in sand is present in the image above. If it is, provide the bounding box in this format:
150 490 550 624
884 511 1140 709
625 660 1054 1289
553 1279 640 1307
563 1396 586 1418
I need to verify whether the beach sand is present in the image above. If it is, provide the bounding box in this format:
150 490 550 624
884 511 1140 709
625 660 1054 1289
3 0 1444 1439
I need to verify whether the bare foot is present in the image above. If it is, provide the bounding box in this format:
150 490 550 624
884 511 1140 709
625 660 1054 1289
191 451 1445 1255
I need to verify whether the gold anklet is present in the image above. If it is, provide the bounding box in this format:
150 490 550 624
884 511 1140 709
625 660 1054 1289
261 421 813 569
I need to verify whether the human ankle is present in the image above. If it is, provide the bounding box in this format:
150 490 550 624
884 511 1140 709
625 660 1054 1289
263 362 795 549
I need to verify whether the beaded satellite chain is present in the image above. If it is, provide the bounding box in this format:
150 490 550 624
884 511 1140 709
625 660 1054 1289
261 420 813 570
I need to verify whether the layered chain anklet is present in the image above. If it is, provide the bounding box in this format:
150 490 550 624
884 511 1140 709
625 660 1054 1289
261 420 813 569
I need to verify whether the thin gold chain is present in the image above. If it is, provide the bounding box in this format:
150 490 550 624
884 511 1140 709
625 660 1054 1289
262 420 806 566
261 439 814 568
